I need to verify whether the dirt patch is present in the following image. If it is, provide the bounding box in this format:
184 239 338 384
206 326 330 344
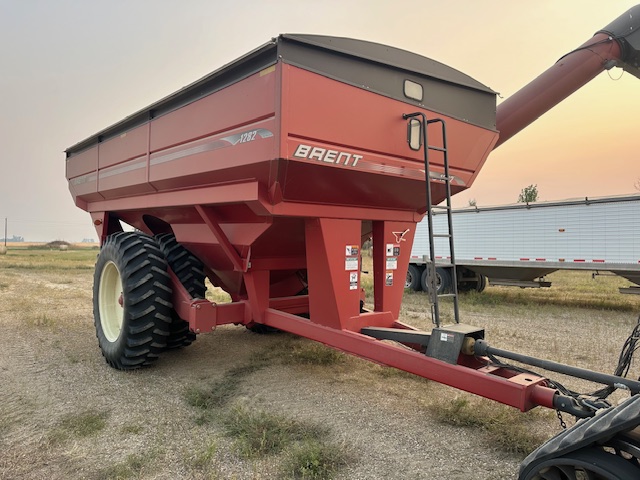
1 260 639 479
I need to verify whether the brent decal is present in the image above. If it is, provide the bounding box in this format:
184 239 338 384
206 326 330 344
293 144 362 167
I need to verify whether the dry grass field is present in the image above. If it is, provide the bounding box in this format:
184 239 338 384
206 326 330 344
1 247 639 479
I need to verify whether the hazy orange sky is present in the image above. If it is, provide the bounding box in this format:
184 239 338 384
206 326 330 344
1 0 638 241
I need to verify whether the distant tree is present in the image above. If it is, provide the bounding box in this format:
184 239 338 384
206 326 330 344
635 178 640 192
517 184 539 203
468 198 477 207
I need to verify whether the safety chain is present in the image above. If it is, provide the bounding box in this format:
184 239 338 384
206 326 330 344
556 410 567 430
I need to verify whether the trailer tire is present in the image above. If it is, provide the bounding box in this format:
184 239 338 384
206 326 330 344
421 267 451 295
458 273 487 293
156 233 207 349
93 232 173 370
476 274 487 293
405 264 423 291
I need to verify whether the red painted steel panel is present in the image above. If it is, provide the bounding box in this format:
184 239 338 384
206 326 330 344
97 155 155 199
148 119 277 192
66 146 98 178
98 125 148 169
282 65 498 200
305 218 362 330
149 68 277 153
68 172 102 205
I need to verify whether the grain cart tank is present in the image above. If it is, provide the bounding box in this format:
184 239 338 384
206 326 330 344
67 6 640 479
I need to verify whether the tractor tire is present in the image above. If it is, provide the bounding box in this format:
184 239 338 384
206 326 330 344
93 232 173 370
156 233 207 349
405 264 423 291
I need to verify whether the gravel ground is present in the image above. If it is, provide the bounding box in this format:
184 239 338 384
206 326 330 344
1 264 639 479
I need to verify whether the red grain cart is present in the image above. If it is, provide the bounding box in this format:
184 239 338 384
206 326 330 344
66 7 640 478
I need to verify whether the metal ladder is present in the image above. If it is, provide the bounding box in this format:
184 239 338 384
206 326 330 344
404 113 460 327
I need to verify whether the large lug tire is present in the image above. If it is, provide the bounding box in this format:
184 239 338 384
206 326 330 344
405 264 423 291
420 266 451 295
93 232 173 370
155 233 207 349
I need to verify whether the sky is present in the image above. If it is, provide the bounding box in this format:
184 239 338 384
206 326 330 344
0 0 638 242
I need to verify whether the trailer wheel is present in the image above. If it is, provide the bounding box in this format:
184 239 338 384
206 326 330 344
93 232 172 370
458 273 487 293
420 267 451 295
476 274 487 293
405 264 423 291
156 233 207 349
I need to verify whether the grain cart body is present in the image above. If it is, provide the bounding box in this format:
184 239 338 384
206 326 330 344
66 34 498 331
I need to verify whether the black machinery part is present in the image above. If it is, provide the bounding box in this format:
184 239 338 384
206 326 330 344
519 394 640 479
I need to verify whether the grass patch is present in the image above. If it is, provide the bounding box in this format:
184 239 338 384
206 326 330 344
190 439 219 470
185 340 344 422
222 403 326 458
282 439 352 479
60 410 108 437
49 410 108 445
0 282 9 290
0 249 96 272
26 313 56 327
120 424 143 435
220 403 353 478
186 363 265 413
431 397 548 454
278 340 346 366
97 453 150 480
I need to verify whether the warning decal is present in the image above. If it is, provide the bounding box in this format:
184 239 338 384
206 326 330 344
386 244 400 257
349 272 358 290
385 271 393 286
346 245 359 256
345 257 359 271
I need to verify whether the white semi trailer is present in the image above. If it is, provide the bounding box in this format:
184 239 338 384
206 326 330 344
407 194 640 294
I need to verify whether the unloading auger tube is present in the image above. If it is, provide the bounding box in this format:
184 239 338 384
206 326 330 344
495 4 640 148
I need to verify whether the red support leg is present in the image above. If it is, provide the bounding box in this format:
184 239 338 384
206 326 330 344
305 218 362 330
372 221 416 318
243 270 270 323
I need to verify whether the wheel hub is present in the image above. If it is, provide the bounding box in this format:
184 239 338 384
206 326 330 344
98 260 124 343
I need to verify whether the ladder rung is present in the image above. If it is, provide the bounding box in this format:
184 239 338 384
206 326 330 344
437 293 457 298
431 205 451 210
433 234 451 238
428 145 446 152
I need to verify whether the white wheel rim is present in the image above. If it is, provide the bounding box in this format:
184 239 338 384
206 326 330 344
99 260 124 342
